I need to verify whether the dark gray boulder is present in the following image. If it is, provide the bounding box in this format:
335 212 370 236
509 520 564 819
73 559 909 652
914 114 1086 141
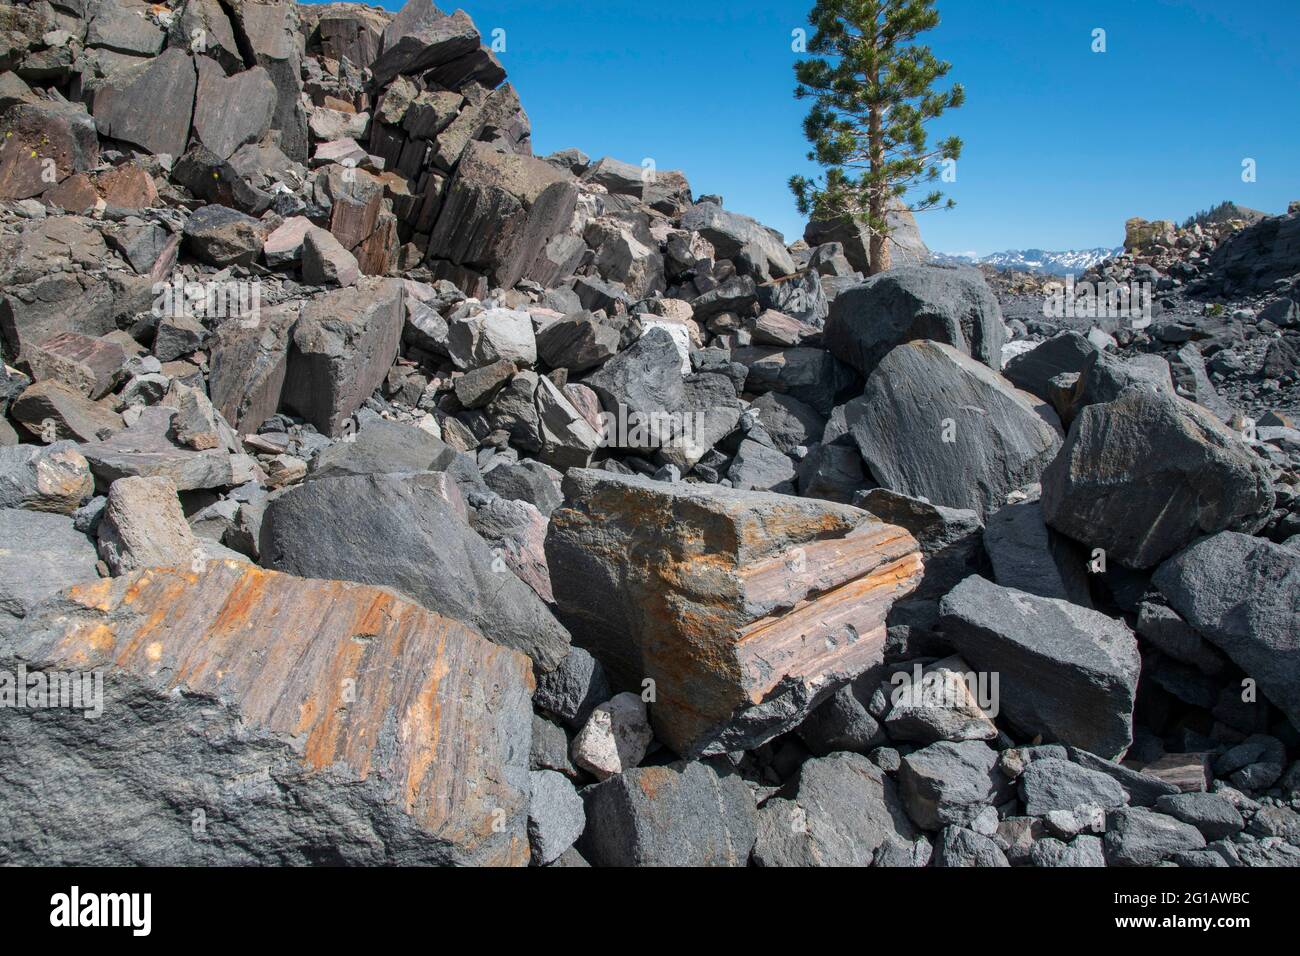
1104 807 1206 866
983 497 1091 606
535 312 620 373
1153 532 1300 731
1154 793 1245 840
750 391 825 454
1003 331 1098 402
897 739 1008 830
1018 758 1127 816
1042 388 1274 569
534 646 613 730
182 204 266 267
281 279 405 438
824 265 1005 378
1065 748 1180 808
578 761 757 867
727 438 795 493
0 509 99 618
934 827 1010 867
527 769 585 865
483 459 563 516
850 341 1062 519
308 420 455 480
581 326 684 433
753 752 916 867
796 682 886 756
939 575 1140 758
260 472 570 671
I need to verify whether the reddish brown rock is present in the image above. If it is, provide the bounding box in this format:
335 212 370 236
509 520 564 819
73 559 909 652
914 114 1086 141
95 162 158 209
545 469 924 756
25 331 127 399
0 101 100 200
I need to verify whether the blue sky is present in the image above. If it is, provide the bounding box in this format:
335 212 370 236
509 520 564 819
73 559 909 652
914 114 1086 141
343 0 1300 255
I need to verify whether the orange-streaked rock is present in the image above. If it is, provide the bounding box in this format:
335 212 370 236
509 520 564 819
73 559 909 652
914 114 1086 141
1 561 534 865
545 469 924 757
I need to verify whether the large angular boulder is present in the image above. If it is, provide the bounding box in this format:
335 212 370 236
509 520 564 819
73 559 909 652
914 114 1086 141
182 204 267 267
582 326 685 442
207 306 296 435
24 331 127 400
825 266 1005 378
680 202 796 278
0 562 533 865
753 752 918 866
11 380 124 443
535 312 620 373
578 761 757 867
898 740 1008 830
446 307 536 370
229 0 310 162
939 575 1140 759
427 141 578 290
90 46 196 159
1042 387 1275 569
192 61 276 160
281 279 404 437
1153 532 1300 730
370 4 482 88
261 471 570 672
849 341 1062 519
545 469 923 756
1003 331 1098 402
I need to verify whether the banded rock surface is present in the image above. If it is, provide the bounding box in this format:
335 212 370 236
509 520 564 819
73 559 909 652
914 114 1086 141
0 561 534 866
545 469 924 757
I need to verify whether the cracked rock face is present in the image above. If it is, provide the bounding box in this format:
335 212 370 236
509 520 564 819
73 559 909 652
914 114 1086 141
545 468 923 757
0 562 534 866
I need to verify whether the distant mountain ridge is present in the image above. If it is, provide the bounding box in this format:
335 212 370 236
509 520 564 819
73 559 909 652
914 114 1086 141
933 247 1121 277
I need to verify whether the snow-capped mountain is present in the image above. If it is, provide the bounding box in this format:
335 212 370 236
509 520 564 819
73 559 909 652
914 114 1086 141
934 247 1121 277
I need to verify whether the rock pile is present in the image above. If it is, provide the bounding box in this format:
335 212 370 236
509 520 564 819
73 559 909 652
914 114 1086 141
0 0 1297 868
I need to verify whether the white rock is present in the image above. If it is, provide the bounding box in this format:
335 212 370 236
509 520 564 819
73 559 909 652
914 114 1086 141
571 692 653 780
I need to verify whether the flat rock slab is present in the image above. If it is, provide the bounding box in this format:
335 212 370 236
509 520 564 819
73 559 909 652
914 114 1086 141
79 406 257 492
545 468 923 757
0 562 534 865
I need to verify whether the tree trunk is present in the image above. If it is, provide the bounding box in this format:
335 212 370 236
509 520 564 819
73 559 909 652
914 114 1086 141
869 223 892 275
866 33 890 276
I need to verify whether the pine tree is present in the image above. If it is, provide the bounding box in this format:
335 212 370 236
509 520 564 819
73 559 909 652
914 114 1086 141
790 0 964 274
